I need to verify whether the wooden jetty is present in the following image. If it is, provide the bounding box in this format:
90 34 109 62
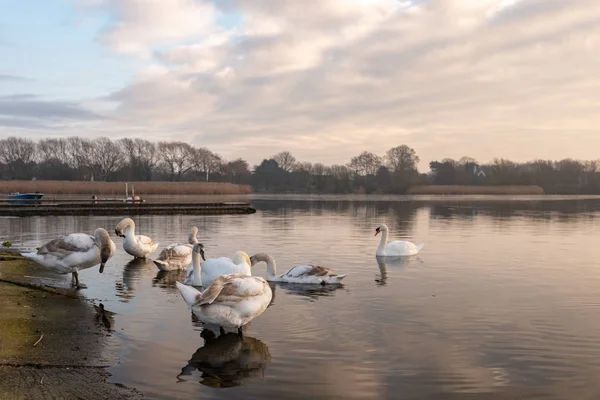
0 199 256 217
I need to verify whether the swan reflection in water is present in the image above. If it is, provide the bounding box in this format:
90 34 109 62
375 255 424 286
152 269 187 293
271 281 345 301
116 258 155 302
177 329 272 388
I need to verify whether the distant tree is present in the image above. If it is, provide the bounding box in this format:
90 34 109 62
385 145 420 173
348 151 382 176
429 160 457 184
65 137 94 179
221 158 251 184
37 138 70 164
90 137 124 181
0 137 36 179
192 147 222 181
157 141 194 181
252 159 287 191
118 138 157 181
272 151 297 172
0 137 36 165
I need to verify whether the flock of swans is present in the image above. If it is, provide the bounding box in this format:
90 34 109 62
20 218 424 334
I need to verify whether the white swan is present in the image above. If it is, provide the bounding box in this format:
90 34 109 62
115 217 159 258
153 226 203 271
201 251 252 288
183 243 204 286
249 253 347 284
375 223 424 256
175 274 272 334
21 228 116 289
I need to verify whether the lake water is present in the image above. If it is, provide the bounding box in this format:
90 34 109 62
4 195 600 399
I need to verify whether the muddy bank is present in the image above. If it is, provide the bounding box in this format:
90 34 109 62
0 253 146 399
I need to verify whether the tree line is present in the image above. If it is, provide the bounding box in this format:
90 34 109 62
0 136 599 194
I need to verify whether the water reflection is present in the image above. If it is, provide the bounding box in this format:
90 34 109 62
152 270 187 293
177 329 271 388
116 258 155 302
374 256 423 286
274 281 345 301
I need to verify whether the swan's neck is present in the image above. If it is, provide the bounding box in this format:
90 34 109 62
377 230 388 253
191 251 201 279
264 257 277 277
124 226 135 239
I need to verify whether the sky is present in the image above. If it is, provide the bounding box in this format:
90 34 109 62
1 0 600 171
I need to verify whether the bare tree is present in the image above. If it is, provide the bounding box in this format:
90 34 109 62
37 138 70 163
294 162 314 174
65 137 94 172
272 151 297 172
90 137 124 181
119 138 157 180
0 137 36 165
0 137 36 178
348 151 382 176
385 145 420 173
192 147 223 181
313 163 326 176
157 141 194 181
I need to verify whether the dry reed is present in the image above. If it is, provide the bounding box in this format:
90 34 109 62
0 181 252 195
407 185 545 195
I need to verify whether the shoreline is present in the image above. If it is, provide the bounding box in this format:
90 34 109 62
0 252 146 399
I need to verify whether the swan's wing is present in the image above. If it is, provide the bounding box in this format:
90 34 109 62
156 243 192 261
283 264 336 278
199 274 267 305
137 235 154 245
38 233 95 256
386 240 420 253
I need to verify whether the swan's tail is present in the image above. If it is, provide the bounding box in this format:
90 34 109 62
332 274 347 283
175 281 202 308
416 243 425 253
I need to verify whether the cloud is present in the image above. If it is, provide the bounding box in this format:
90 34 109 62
86 0 220 55
0 74 32 82
48 1 600 167
0 94 104 130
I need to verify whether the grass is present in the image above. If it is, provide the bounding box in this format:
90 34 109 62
0 181 252 195
407 185 545 195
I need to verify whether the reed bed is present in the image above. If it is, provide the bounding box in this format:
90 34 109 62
407 185 545 195
0 181 252 196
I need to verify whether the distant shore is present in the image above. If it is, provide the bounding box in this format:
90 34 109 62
0 180 252 196
407 185 545 195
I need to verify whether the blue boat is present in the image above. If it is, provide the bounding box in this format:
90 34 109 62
8 192 44 204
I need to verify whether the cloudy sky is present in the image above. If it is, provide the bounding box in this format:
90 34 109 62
1 0 599 170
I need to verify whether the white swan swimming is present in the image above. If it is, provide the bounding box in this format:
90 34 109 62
115 217 159 258
249 253 347 284
176 274 272 334
183 243 204 286
153 226 203 271
21 228 116 289
201 251 252 288
375 223 424 256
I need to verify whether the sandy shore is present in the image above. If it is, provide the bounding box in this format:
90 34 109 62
0 252 146 399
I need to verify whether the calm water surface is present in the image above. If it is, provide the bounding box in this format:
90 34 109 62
4 196 600 399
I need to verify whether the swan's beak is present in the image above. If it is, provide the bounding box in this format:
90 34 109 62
200 248 206 261
375 230 380 236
